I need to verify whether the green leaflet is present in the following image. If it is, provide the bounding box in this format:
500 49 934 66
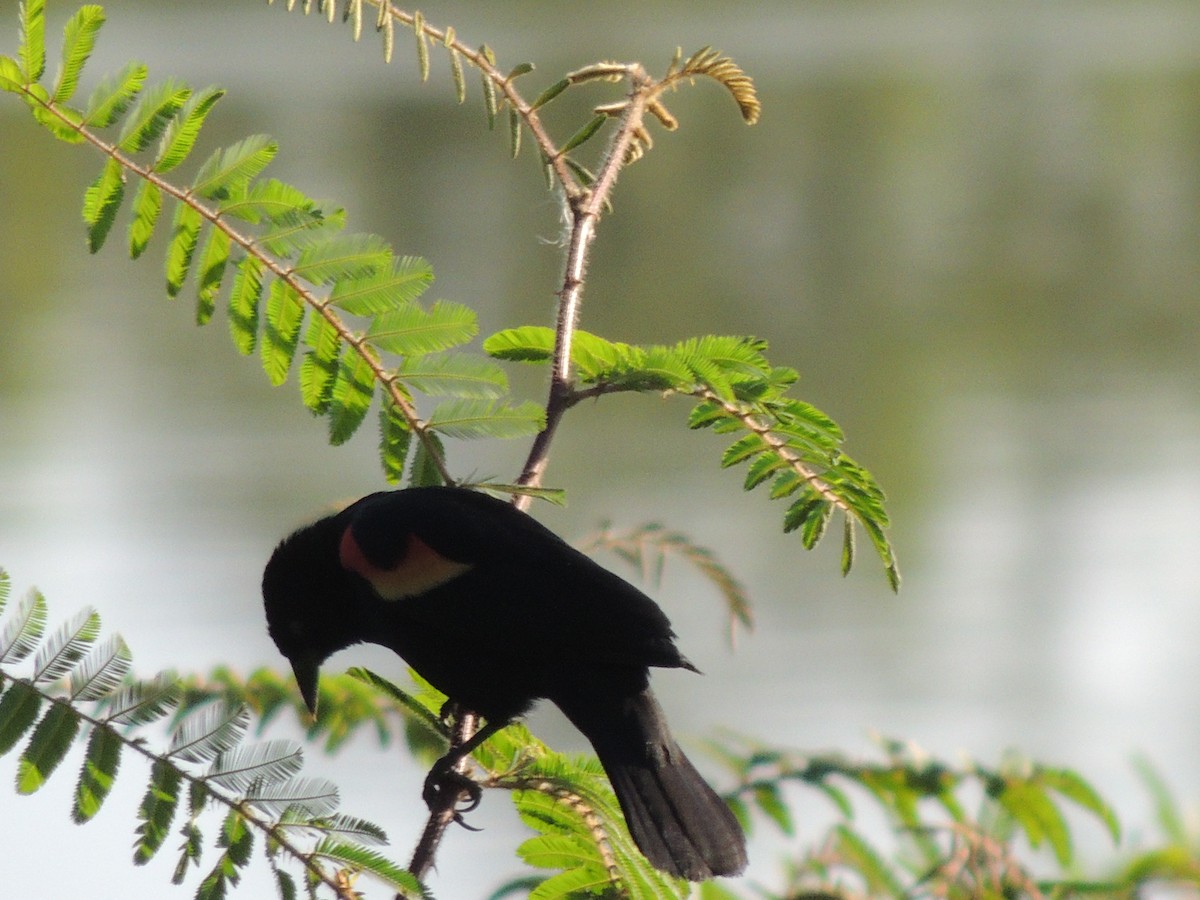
261 279 305 386
165 200 203 297
327 352 375 445
0 55 23 93
298 314 341 413
17 701 80 793
395 352 509 398
195 226 231 325
154 86 224 173
426 398 545 440
0 680 43 756
328 256 434 316
82 156 125 254
51 5 104 104
311 839 423 893
73 724 123 823
366 299 478 357
18 0 46 83
191 134 277 200
127 179 162 259
227 256 264 355
117 78 191 153
378 402 412 483
217 178 318 225
83 60 146 128
482 324 555 362
134 760 182 864
290 232 391 285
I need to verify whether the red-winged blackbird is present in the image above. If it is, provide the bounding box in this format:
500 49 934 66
262 486 748 881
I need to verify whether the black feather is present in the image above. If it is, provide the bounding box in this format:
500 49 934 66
262 486 748 879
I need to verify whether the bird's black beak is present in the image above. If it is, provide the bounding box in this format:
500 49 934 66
289 656 321 717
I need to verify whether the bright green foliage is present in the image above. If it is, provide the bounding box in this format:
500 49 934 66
83 59 146 127
166 200 203 296
127 179 162 258
155 87 224 172
82 155 124 253
8 2 610 489
485 326 899 588
117 77 191 153
192 135 278 200
262 279 305 386
18 0 45 83
52 4 103 104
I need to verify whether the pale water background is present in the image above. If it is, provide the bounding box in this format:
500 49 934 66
3 1 1200 896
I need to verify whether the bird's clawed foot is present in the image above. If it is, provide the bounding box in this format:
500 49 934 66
423 753 483 829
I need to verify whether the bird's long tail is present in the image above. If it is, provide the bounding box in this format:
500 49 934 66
560 687 747 881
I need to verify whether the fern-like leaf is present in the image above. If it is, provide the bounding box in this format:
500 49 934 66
191 134 277 200
227 255 264 355
69 634 131 701
51 4 104 104
311 839 424 893
0 679 43 756
0 569 8 615
32 607 100 684
218 178 318 226
116 78 191 153
327 352 376 445
378 401 412 483
165 200 203 296
205 739 303 793
395 352 509 398
676 46 761 125
195 226 232 325
17 701 80 793
134 757 182 864
127 178 162 259
18 0 46 84
261 279 305 386
155 86 224 173
426 398 545 440
83 59 146 128
366 299 478 357
82 155 125 253
167 703 250 764
101 672 179 726
244 776 339 818
331 251 424 303
290 232 391 285
73 723 123 822
0 589 48 664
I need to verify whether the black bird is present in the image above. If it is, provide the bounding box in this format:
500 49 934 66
262 486 748 881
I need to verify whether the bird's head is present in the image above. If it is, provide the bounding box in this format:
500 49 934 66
261 510 362 715
261 490 478 714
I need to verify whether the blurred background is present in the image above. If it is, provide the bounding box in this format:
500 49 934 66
3 0 1200 895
